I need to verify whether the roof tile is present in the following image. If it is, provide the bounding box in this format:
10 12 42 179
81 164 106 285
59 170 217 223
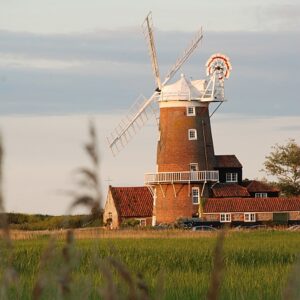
110 186 153 218
212 183 250 197
204 197 300 213
242 180 280 193
215 155 242 168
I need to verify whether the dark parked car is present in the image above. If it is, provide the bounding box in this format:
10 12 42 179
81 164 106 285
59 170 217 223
192 226 217 231
177 218 202 229
154 223 173 230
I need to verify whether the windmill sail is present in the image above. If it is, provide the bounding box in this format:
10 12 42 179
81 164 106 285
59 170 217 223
163 28 203 85
107 15 204 156
107 92 160 156
142 12 161 90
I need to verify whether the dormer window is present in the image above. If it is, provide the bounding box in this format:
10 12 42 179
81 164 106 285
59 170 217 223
187 106 196 116
188 129 197 140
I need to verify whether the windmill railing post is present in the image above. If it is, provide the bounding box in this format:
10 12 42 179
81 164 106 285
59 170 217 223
144 170 219 185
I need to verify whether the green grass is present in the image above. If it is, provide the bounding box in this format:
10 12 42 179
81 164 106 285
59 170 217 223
2 230 300 299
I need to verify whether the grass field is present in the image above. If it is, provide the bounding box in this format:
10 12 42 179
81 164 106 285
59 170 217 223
0 230 299 299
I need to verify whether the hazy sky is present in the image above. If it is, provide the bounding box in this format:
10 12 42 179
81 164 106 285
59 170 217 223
1 0 299 33
0 1 300 214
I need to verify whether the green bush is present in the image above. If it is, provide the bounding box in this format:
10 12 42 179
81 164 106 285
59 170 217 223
121 218 141 228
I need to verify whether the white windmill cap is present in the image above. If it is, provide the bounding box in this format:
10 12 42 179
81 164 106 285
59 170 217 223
160 74 205 101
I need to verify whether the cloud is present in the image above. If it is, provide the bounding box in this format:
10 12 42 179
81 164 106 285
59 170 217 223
1 29 299 68
0 29 299 116
266 4 300 31
253 3 300 31
0 29 147 66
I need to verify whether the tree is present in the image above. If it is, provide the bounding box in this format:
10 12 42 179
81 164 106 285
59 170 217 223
263 139 300 196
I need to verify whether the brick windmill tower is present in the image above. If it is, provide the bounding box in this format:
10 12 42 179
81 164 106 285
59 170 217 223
107 13 232 225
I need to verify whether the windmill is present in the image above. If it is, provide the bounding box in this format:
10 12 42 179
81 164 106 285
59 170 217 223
107 12 232 224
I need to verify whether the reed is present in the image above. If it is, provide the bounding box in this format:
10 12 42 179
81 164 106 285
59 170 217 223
0 134 18 299
70 119 102 219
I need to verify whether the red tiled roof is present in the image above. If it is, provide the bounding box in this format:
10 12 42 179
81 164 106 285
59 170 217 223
215 155 242 168
212 183 250 197
204 197 300 213
110 186 153 218
242 180 280 193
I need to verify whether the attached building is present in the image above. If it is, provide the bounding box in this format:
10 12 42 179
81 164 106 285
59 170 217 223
211 183 250 198
202 197 300 225
215 155 243 184
103 186 153 228
241 180 280 198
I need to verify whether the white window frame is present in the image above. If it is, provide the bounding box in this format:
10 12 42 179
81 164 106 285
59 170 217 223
226 173 238 183
187 106 196 116
255 193 268 198
190 163 199 172
192 187 200 204
188 129 197 140
244 213 256 222
220 213 231 223
139 219 146 226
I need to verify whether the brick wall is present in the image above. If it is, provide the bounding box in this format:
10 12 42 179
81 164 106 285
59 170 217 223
203 212 274 222
155 183 205 223
202 213 219 222
289 211 300 220
157 105 216 172
231 213 244 222
256 212 273 221
154 103 217 224
203 211 300 223
103 190 120 228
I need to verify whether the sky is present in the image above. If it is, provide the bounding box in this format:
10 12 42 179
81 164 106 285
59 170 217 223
0 0 300 214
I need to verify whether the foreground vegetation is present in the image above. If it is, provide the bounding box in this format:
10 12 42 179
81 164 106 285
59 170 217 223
0 230 299 299
1 127 300 299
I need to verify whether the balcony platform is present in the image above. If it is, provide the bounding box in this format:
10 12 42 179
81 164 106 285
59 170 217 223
145 171 219 185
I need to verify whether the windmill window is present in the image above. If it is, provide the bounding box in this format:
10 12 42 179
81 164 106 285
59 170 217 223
255 193 268 198
187 106 196 116
108 212 112 219
226 173 238 182
188 129 197 140
220 213 231 223
244 213 256 222
192 187 200 204
190 163 199 172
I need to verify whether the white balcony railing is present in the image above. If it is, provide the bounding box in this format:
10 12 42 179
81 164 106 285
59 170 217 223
144 171 219 185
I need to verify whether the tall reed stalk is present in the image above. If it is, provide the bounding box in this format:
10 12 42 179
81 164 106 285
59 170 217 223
71 119 102 218
0 134 18 299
